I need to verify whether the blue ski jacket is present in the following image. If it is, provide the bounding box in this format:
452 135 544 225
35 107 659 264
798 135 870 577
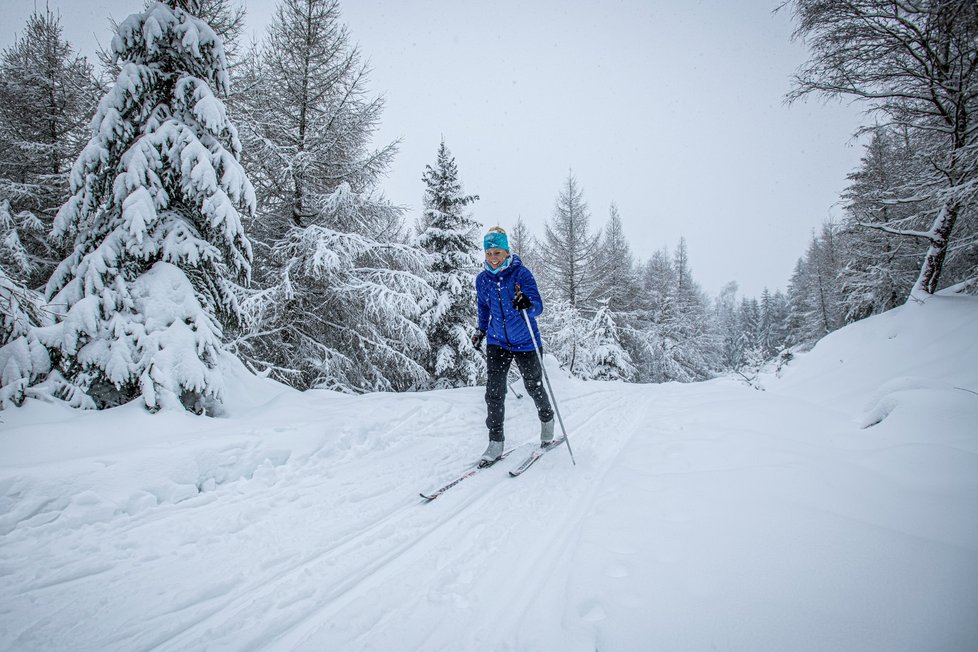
476 254 544 353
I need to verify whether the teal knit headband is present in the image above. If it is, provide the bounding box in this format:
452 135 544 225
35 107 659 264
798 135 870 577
484 231 510 251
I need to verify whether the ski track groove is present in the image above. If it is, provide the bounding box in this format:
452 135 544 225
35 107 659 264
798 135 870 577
146 388 631 651
121 406 453 539
132 408 473 650
0 404 439 544
149 468 505 652
276 389 641 651
1 404 454 650
468 389 655 644
4 384 633 651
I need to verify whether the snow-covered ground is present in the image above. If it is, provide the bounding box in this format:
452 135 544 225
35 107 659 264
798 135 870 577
2 293 977 651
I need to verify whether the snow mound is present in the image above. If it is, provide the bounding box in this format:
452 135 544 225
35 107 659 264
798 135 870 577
771 292 978 417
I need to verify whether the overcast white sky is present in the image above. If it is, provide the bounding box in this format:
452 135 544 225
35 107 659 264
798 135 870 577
0 0 867 298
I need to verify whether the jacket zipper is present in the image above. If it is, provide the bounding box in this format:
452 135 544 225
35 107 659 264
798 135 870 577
495 279 513 348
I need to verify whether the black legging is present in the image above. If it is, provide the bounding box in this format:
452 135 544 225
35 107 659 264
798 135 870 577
485 345 554 441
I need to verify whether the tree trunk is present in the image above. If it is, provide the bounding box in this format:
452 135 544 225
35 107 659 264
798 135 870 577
911 200 959 298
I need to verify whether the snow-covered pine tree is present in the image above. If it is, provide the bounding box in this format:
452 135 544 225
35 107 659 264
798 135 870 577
838 127 921 320
738 297 761 354
594 202 637 310
537 172 601 377
589 302 634 381
758 287 790 358
630 248 675 381
783 223 849 348
543 297 591 377
232 0 396 239
635 239 716 383
37 2 254 413
509 216 537 269
783 258 814 348
0 200 44 283
799 226 844 340
174 0 247 60
0 9 99 287
255 193 434 392
665 238 717 381
1 199 52 408
737 296 765 375
540 171 600 309
418 140 482 388
714 281 742 371
591 202 644 375
0 267 51 409
230 0 431 392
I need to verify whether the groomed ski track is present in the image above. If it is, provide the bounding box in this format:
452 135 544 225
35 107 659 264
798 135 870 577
3 302 977 652
2 381 658 651
163 387 644 652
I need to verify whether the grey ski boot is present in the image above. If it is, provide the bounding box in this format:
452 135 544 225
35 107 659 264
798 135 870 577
480 440 504 464
540 419 555 446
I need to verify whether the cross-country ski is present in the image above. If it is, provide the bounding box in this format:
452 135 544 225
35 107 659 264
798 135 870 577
420 444 526 501
509 437 568 477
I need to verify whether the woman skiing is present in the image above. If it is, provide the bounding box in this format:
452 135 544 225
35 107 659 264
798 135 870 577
471 226 554 464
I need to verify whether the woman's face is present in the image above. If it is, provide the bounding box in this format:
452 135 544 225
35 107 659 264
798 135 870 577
485 248 508 270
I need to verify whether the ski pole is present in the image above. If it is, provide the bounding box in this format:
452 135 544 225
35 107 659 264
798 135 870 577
520 308 576 466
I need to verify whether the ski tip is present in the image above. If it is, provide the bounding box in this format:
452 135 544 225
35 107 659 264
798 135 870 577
419 493 436 502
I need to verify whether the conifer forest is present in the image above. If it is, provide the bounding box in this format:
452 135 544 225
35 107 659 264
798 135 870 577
2 0 976 413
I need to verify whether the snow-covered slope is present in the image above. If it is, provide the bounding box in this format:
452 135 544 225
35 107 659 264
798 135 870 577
1 293 976 651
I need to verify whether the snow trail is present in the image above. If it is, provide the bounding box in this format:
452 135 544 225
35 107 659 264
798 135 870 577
2 296 977 650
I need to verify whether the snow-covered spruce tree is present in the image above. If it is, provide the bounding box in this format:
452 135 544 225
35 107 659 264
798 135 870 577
0 200 52 408
418 140 482 388
590 202 645 375
37 2 254 412
0 267 50 409
0 9 99 287
0 200 44 283
174 0 247 60
230 0 430 392
589 302 634 381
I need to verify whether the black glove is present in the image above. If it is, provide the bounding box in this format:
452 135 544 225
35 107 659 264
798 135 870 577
471 329 485 349
512 288 532 311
